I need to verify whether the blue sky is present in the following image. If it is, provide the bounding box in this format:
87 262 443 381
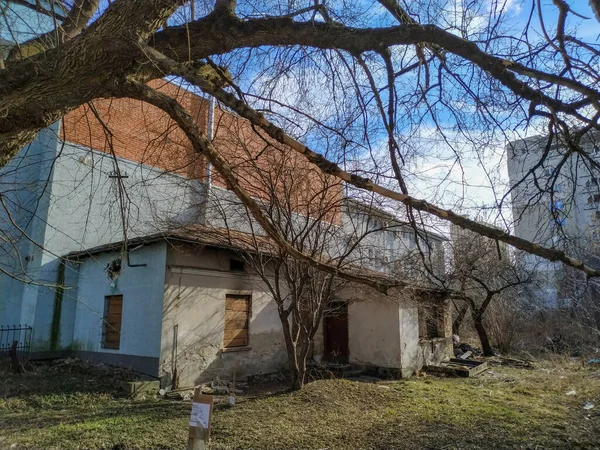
2 0 597 225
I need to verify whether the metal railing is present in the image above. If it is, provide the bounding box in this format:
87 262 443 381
0 324 32 360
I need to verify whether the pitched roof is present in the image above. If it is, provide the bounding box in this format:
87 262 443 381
64 224 277 259
64 224 449 295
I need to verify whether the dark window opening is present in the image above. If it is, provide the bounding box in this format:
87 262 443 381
229 259 245 272
419 303 443 340
103 295 123 349
588 193 600 205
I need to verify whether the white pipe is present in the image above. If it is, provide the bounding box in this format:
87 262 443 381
206 95 215 186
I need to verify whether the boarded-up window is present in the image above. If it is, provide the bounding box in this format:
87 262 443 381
223 294 250 348
418 303 441 340
103 295 123 349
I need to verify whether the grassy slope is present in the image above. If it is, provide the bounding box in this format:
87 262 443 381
0 359 598 450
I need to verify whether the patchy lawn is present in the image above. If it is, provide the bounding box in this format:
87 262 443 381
0 358 599 449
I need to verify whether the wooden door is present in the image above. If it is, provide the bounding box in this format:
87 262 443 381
104 295 123 349
324 303 349 363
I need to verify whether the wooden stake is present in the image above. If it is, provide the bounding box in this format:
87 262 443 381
187 388 213 450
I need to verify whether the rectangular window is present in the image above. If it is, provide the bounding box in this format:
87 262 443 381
402 231 415 248
103 295 123 350
549 217 567 228
418 303 442 340
229 258 245 272
223 294 250 348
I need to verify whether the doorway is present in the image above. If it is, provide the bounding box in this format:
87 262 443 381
324 302 349 363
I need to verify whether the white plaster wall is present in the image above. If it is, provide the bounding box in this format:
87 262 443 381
348 299 401 368
399 305 421 377
345 287 452 377
160 245 287 387
71 242 167 358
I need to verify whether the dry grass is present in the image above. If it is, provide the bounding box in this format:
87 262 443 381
0 358 599 449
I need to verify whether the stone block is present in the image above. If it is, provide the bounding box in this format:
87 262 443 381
121 380 160 397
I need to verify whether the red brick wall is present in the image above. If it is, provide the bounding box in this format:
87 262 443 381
61 80 342 223
62 79 209 179
212 108 343 223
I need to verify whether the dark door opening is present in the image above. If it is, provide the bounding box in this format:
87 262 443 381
324 303 349 363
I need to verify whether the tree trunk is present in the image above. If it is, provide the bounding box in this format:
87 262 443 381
452 302 469 335
287 343 308 391
290 360 306 391
280 316 310 391
472 311 494 356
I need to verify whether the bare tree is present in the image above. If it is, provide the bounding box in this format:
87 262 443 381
2 0 600 293
449 223 535 356
207 139 380 389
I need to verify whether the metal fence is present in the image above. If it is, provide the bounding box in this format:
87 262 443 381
0 324 32 360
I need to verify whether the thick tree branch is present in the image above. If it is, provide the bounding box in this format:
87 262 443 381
6 0 101 62
153 19 596 111
1 7 596 161
122 80 402 293
0 0 183 163
158 58 600 279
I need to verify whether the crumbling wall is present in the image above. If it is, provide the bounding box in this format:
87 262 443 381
401 296 453 375
160 245 288 388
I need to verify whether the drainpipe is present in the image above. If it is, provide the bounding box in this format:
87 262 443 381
206 96 215 186
126 244 147 268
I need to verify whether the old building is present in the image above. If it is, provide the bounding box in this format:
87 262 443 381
507 132 600 306
0 81 452 385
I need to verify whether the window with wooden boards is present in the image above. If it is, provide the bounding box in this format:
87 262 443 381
223 294 251 348
103 295 123 350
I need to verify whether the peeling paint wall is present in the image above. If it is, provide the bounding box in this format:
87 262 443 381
160 244 288 388
68 243 167 373
339 285 452 377
347 299 401 369
399 300 453 376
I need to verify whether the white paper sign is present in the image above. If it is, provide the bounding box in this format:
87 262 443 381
189 402 211 428
229 395 236 406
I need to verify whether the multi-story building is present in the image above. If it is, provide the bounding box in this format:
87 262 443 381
507 132 600 306
341 198 446 279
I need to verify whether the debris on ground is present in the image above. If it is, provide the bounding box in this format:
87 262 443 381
458 351 472 360
583 401 595 410
565 390 576 396
162 388 194 400
427 358 488 378
452 336 485 358
488 356 535 370
587 359 600 365
121 380 160 398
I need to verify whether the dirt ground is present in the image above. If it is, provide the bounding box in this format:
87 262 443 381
0 357 599 449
